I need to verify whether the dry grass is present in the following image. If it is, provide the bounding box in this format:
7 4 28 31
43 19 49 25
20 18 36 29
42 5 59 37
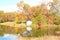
17 36 60 40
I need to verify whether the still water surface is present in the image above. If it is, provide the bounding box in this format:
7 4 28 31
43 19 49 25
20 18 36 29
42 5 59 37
0 34 20 40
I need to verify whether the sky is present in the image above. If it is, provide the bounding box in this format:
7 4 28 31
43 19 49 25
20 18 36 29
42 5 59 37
0 0 53 12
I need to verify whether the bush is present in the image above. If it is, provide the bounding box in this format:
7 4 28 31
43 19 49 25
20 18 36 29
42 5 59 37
54 16 60 25
31 28 49 37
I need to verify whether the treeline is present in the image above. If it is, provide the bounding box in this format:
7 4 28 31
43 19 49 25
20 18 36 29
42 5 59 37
0 4 60 25
0 11 16 22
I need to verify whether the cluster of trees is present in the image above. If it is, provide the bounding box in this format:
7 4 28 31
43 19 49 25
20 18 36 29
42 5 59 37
23 3 60 25
0 3 60 25
0 11 16 22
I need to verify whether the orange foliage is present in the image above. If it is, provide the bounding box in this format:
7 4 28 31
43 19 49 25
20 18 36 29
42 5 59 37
49 15 55 24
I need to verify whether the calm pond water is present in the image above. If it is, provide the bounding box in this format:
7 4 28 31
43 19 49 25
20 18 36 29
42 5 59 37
0 34 20 40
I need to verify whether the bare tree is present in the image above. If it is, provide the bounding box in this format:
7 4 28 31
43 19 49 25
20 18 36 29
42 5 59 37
50 0 60 16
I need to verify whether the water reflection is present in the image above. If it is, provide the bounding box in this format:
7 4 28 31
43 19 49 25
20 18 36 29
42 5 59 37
0 34 20 40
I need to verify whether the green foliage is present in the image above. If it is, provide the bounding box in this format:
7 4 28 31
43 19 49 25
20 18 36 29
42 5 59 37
0 11 4 23
0 11 4 16
31 28 50 37
32 14 47 24
32 14 43 23
31 30 40 37
24 4 30 12
54 16 60 25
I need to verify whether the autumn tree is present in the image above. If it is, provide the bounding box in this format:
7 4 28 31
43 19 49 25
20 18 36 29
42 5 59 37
4 12 16 22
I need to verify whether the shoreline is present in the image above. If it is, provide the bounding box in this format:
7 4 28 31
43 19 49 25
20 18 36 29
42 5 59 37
17 35 60 40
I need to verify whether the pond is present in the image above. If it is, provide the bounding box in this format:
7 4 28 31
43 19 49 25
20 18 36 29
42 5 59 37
0 34 20 40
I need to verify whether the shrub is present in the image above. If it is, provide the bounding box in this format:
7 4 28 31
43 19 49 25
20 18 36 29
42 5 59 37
31 28 50 37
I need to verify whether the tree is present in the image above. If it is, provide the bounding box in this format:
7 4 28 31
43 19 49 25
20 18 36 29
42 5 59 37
24 4 30 12
0 11 5 22
32 14 47 25
50 0 60 16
